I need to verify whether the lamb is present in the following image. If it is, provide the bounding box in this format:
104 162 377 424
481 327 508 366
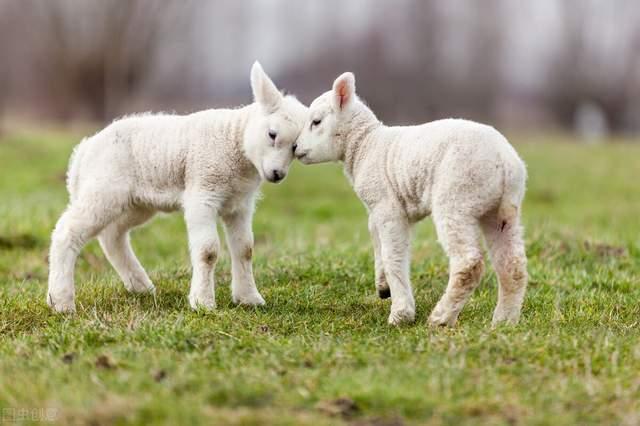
294 72 528 327
47 62 308 313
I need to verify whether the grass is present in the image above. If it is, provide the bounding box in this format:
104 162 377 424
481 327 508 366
0 128 639 425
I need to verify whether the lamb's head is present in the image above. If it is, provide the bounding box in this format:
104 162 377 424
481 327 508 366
294 72 359 164
244 61 308 183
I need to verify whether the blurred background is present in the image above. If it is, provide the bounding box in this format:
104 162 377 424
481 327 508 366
0 0 639 139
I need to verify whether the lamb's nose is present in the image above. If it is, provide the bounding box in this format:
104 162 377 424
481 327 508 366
272 170 284 182
292 143 298 154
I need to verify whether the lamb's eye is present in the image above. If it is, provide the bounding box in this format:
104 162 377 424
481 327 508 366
311 119 322 127
268 130 277 141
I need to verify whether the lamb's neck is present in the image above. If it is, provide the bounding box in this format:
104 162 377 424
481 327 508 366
341 109 382 180
229 104 260 178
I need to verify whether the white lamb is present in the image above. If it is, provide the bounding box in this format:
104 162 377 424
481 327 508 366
294 73 528 327
47 62 307 313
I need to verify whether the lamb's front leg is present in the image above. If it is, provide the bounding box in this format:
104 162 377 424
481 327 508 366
368 217 390 299
184 199 220 310
371 212 416 325
221 205 265 306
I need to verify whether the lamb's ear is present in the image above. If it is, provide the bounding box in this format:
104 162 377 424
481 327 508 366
251 61 282 113
332 72 356 111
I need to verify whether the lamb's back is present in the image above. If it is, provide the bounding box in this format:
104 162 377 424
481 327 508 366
406 118 522 216
368 119 521 219
67 113 192 202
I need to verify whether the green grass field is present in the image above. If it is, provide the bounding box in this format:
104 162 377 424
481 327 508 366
0 129 639 425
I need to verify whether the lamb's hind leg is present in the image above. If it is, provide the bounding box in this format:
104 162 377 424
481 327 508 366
98 208 156 294
482 213 528 326
48 202 120 312
429 214 485 327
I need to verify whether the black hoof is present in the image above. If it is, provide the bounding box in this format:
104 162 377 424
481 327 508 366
378 288 391 299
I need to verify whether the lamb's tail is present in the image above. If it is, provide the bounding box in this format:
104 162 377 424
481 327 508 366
497 155 527 232
66 137 88 202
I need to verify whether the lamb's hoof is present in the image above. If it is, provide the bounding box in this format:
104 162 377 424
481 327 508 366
377 287 391 299
491 309 521 327
388 305 415 326
189 293 216 310
47 293 76 313
233 291 266 307
125 277 156 294
428 305 458 327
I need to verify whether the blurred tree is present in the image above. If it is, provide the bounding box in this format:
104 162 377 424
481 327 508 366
547 0 640 133
16 0 197 121
281 0 505 125
0 0 639 134
0 1 9 134
40 0 196 120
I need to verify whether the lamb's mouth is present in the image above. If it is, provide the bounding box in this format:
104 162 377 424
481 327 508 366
295 152 308 161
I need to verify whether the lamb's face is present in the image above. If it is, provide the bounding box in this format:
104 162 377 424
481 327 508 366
245 96 308 183
245 62 308 183
294 92 341 164
295 72 356 165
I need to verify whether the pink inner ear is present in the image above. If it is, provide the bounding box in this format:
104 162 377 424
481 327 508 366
337 82 349 109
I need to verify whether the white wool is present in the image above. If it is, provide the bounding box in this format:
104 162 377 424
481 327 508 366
296 72 528 326
47 62 308 312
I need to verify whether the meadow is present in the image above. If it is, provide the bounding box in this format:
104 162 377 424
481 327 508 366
0 129 639 425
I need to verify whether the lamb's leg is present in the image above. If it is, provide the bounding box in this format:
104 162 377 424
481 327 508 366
372 214 415 325
47 203 117 313
221 202 265 306
184 199 220 310
482 214 528 326
429 215 484 327
368 216 390 299
98 208 155 294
